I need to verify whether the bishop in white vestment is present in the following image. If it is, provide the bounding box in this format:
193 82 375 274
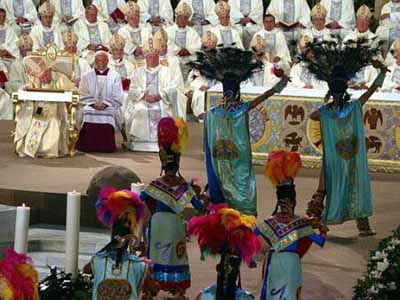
73 5 112 65
92 0 126 34
30 2 63 51
181 0 218 36
385 38 400 67
303 3 331 41
344 5 376 42
2 0 37 33
376 0 400 55
77 48 123 153
118 2 152 65
166 2 201 81
381 46 400 93
212 1 244 49
0 9 18 71
320 0 355 38
126 37 177 152
229 0 263 48
137 0 173 32
266 0 311 45
49 0 84 33
0 61 12 120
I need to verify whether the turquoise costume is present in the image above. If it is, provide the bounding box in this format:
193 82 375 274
141 179 201 291
255 214 325 300
320 100 373 224
205 102 257 216
91 251 147 300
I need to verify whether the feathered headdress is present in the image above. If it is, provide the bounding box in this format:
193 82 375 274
0 248 39 300
188 47 262 100
96 188 144 235
188 204 261 265
299 36 383 101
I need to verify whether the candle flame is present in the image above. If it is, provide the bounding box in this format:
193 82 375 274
22 203 25 207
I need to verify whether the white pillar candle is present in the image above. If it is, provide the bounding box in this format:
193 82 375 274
131 182 146 249
14 203 30 254
65 191 81 279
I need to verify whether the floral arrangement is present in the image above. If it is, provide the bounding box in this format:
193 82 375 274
353 226 400 300
188 204 261 265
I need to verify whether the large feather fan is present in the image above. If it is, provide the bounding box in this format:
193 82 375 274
188 47 262 90
299 36 383 83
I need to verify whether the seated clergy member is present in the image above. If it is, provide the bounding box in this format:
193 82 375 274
2 0 37 31
376 0 400 54
212 1 244 49
74 4 112 65
49 0 84 33
181 0 218 36
0 8 18 71
30 2 63 51
137 0 173 31
289 35 328 89
266 0 310 45
62 31 91 88
386 38 400 66
0 61 12 120
321 0 356 38
92 0 126 34
188 30 218 120
7 35 32 93
153 29 187 119
229 0 264 49
118 1 152 65
247 35 282 87
305 3 331 41
344 5 375 40
166 2 201 80
252 13 291 69
14 57 75 158
126 37 176 152
77 47 123 153
382 44 400 93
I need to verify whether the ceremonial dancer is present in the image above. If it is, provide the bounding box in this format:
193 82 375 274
189 204 261 300
85 188 151 300
140 117 204 300
255 151 325 300
301 37 388 236
189 47 288 216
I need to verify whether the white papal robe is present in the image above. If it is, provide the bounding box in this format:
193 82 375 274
118 24 153 64
252 28 292 66
289 62 328 89
73 19 112 64
126 65 176 152
212 24 244 49
180 0 218 36
92 0 126 34
266 0 311 43
79 69 123 130
229 0 263 48
14 72 75 158
49 0 85 33
29 23 63 51
320 0 355 38
381 63 400 93
166 24 201 80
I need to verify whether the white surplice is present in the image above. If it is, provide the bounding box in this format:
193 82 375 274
118 23 153 62
29 23 63 51
79 69 123 130
92 0 126 33
0 24 18 58
320 0 355 37
381 63 400 93
49 0 84 32
137 0 174 25
229 0 263 48
0 61 12 120
211 24 244 49
180 0 218 36
303 26 332 41
125 65 176 152
188 69 216 117
2 0 38 26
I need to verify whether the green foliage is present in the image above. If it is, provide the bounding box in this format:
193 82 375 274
353 226 400 300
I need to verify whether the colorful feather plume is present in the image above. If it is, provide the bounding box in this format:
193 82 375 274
0 248 39 300
157 117 189 153
264 151 302 187
188 205 261 265
96 188 144 234
299 36 383 84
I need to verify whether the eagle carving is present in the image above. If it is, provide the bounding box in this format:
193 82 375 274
284 105 305 125
365 136 383 154
284 132 303 151
364 108 383 130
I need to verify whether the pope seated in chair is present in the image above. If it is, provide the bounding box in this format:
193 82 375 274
14 56 75 158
